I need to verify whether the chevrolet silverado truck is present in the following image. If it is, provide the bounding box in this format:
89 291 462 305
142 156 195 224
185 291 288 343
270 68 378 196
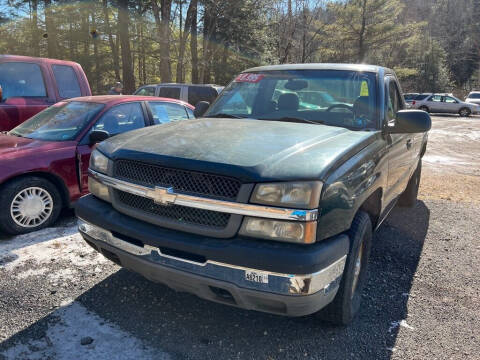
75 64 431 324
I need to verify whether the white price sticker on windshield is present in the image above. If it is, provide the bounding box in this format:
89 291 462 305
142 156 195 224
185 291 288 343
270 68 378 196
245 270 269 284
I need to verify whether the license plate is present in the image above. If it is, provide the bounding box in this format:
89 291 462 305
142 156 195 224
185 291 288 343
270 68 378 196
245 270 269 284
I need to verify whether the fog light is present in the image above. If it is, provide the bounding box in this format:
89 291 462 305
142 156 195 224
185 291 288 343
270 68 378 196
88 177 111 203
239 217 316 244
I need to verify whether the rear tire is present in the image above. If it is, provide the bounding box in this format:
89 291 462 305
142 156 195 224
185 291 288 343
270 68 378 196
419 105 429 113
318 211 372 325
398 160 421 207
459 107 471 117
0 177 62 235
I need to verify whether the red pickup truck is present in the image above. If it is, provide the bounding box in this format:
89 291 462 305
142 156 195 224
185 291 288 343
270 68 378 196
0 55 91 131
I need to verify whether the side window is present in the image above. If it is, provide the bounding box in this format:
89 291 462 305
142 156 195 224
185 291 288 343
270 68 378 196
135 86 156 96
429 95 442 102
92 102 145 135
444 96 457 103
52 65 81 98
188 86 218 105
148 102 189 124
158 87 181 99
0 62 47 98
386 80 401 120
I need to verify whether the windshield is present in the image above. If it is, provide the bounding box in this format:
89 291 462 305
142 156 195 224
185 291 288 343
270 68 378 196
205 70 378 130
9 101 104 141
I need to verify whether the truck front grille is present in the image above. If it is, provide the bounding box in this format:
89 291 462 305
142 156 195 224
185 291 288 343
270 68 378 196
113 160 241 200
116 190 231 229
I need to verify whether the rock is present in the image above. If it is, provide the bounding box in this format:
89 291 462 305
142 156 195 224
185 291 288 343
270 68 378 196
80 336 94 345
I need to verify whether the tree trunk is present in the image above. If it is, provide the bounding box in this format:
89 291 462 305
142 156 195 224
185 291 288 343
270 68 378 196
118 0 135 93
190 0 198 83
30 0 40 57
152 0 172 82
91 10 101 94
102 0 121 81
43 0 57 58
177 0 196 83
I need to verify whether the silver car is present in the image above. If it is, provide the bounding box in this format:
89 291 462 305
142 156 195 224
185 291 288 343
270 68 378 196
411 93 480 116
465 91 480 106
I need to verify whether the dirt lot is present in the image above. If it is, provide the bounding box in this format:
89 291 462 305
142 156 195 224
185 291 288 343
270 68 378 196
0 115 479 360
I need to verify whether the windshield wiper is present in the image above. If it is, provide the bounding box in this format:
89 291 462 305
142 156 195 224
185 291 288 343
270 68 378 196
259 116 323 125
204 113 244 119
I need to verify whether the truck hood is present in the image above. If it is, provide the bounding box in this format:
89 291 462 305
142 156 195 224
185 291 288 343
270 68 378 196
0 134 74 159
99 118 378 182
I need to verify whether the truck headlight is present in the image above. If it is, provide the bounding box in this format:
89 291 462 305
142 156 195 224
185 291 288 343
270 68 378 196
89 149 110 174
88 177 111 203
239 217 317 244
250 181 322 209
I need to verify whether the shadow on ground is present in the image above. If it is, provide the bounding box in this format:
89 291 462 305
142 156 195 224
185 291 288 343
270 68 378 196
0 202 430 359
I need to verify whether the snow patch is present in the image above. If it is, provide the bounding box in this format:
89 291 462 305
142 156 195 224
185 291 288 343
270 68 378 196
388 319 415 333
0 225 108 271
0 302 167 360
16 267 49 279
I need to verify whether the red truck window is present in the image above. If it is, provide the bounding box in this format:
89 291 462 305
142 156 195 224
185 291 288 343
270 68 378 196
0 62 47 98
52 65 81 99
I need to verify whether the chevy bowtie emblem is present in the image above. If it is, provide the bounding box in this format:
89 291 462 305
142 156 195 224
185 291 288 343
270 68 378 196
146 186 177 205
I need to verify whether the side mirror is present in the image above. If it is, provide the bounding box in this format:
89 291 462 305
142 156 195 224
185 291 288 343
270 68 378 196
387 110 431 134
89 130 110 145
193 101 210 118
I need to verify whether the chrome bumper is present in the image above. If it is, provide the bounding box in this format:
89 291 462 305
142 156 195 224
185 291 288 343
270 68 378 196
78 219 346 296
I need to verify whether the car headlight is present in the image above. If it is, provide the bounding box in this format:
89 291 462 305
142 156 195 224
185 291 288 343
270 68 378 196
250 181 322 209
239 217 317 244
88 177 111 203
89 149 110 174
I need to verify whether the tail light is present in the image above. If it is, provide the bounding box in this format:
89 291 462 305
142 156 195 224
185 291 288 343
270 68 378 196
412 101 416 105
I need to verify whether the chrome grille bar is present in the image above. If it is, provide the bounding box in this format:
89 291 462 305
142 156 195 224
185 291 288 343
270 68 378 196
89 169 318 221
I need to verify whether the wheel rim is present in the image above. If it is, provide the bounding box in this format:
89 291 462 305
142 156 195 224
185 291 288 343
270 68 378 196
460 109 469 116
351 241 364 297
10 187 53 228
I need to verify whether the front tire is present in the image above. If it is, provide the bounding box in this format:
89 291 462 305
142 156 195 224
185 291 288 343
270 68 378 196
459 107 471 117
318 211 372 325
0 177 62 235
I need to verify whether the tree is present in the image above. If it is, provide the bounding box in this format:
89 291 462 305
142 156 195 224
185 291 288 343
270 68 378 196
325 0 409 63
118 0 136 93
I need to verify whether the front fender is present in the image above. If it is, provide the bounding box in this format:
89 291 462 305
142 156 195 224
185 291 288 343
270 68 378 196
317 139 388 240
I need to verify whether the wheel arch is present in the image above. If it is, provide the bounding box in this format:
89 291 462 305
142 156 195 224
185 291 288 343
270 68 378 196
0 172 70 208
358 188 383 230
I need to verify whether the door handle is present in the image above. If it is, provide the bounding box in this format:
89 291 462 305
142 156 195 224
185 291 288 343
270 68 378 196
406 139 413 150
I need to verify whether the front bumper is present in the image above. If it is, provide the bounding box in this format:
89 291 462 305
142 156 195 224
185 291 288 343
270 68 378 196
75 196 349 316
79 219 346 316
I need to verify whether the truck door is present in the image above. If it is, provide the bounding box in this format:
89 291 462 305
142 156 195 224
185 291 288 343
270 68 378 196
0 61 53 130
384 77 415 205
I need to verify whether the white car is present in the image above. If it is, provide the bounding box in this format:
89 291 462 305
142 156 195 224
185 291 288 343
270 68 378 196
465 91 480 106
411 93 480 117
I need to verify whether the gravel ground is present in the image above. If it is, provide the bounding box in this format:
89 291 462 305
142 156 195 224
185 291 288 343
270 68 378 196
0 115 479 359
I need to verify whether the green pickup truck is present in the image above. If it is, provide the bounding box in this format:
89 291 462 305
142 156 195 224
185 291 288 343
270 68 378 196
75 64 430 324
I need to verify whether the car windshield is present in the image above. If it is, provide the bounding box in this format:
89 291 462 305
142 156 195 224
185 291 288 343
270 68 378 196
205 70 378 130
468 93 480 99
9 101 104 141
